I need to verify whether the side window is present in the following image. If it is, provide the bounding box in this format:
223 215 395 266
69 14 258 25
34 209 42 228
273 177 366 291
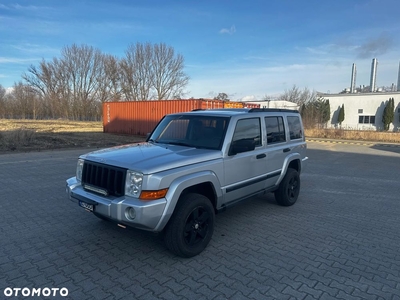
232 118 261 147
287 116 303 140
265 116 286 144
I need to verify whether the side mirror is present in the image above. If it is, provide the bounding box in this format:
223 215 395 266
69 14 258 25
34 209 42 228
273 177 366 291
228 139 256 156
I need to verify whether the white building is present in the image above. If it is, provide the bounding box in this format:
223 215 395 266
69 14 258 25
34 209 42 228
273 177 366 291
320 92 400 131
244 100 299 110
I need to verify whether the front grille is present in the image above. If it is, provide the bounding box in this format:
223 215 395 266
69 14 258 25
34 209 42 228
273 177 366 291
82 161 126 197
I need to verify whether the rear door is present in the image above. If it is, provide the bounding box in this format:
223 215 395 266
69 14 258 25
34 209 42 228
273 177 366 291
264 115 289 188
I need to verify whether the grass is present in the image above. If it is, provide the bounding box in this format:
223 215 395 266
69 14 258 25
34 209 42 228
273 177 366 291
0 119 144 153
305 128 400 143
1 119 399 153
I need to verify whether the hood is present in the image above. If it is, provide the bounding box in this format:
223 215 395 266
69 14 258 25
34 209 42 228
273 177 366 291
81 142 222 174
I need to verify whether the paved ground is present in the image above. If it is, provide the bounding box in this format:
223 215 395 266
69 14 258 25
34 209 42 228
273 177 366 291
1 141 400 299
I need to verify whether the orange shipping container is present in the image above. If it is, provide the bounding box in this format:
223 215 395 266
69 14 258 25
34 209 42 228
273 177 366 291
223 101 244 108
103 99 224 135
243 103 261 109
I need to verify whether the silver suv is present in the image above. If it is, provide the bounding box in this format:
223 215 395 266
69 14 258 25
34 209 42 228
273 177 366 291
66 108 308 257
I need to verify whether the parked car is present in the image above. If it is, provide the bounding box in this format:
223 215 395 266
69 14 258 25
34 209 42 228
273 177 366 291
66 108 308 257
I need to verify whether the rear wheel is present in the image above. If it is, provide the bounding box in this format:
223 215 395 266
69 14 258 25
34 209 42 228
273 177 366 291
274 168 300 206
164 193 215 257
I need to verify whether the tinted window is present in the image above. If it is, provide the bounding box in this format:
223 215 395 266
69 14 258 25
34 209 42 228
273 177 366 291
232 118 261 146
150 115 228 150
287 116 303 140
160 119 189 139
265 116 286 144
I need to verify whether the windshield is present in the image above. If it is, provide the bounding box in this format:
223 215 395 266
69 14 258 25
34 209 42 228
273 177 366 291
149 115 229 150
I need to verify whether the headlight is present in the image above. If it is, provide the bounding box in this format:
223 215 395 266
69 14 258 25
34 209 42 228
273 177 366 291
125 171 143 198
76 159 84 181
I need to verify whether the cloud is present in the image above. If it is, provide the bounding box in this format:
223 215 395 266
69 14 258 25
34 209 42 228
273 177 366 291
0 3 49 11
356 34 394 59
241 95 257 101
11 43 59 55
0 57 40 64
219 25 236 35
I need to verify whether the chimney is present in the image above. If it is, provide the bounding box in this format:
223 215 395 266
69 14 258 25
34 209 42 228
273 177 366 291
350 63 356 93
369 58 378 92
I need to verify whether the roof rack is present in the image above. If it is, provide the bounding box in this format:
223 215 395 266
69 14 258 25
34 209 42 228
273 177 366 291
248 108 299 113
190 108 299 113
191 108 249 112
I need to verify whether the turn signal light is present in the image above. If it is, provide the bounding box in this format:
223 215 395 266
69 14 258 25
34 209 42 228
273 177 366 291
139 189 168 200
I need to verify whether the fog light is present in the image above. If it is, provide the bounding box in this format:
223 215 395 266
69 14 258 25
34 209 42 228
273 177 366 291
125 207 136 220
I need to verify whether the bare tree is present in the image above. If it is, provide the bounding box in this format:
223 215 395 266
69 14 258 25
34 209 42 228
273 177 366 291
0 84 6 118
151 43 189 100
23 58 71 118
20 42 190 119
62 44 104 120
120 42 189 101
95 54 122 102
120 43 153 101
9 82 40 119
280 85 316 105
214 93 229 100
23 44 110 120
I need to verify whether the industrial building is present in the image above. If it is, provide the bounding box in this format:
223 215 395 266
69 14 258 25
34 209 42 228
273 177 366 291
321 58 400 131
319 92 400 131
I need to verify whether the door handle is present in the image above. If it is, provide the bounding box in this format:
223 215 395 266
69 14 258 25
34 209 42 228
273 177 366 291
283 148 291 153
256 154 266 159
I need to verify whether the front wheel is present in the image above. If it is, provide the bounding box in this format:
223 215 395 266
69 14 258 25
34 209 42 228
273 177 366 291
164 193 215 258
274 168 300 206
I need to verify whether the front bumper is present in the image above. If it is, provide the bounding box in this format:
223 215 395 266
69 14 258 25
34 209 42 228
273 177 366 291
66 177 167 231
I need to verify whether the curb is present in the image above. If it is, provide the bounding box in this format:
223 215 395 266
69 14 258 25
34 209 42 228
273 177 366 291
306 139 400 148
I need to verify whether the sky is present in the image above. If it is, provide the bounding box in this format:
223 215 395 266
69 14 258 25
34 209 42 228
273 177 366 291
0 0 399 101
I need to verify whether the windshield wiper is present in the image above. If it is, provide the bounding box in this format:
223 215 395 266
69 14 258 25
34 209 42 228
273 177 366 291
165 141 193 147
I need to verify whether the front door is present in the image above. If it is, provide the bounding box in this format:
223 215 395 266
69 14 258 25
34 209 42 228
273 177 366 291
223 117 267 204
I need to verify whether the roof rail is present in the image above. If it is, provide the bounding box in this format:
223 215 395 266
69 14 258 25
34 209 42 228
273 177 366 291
248 108 299 113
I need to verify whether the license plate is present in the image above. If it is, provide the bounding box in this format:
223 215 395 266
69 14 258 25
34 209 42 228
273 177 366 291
79 201 94 211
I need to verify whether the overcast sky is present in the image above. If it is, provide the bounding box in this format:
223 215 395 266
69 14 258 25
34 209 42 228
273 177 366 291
1 0 399 100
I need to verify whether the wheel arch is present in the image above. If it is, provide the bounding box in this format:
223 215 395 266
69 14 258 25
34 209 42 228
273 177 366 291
276 153 302 185
180 182 217 211
153 171 221 231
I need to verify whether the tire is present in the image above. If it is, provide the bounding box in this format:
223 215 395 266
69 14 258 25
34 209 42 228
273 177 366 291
274 168 300 206
164 193 215 258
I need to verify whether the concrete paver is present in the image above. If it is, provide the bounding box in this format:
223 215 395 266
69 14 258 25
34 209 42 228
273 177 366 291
1 143 400 299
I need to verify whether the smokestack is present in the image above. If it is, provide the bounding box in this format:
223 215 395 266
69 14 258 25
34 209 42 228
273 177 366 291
370 58 378 92
350 63 356 93
397 62 400 92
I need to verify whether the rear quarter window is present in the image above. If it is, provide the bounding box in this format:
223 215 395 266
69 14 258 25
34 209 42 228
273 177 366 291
287 116 303 140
